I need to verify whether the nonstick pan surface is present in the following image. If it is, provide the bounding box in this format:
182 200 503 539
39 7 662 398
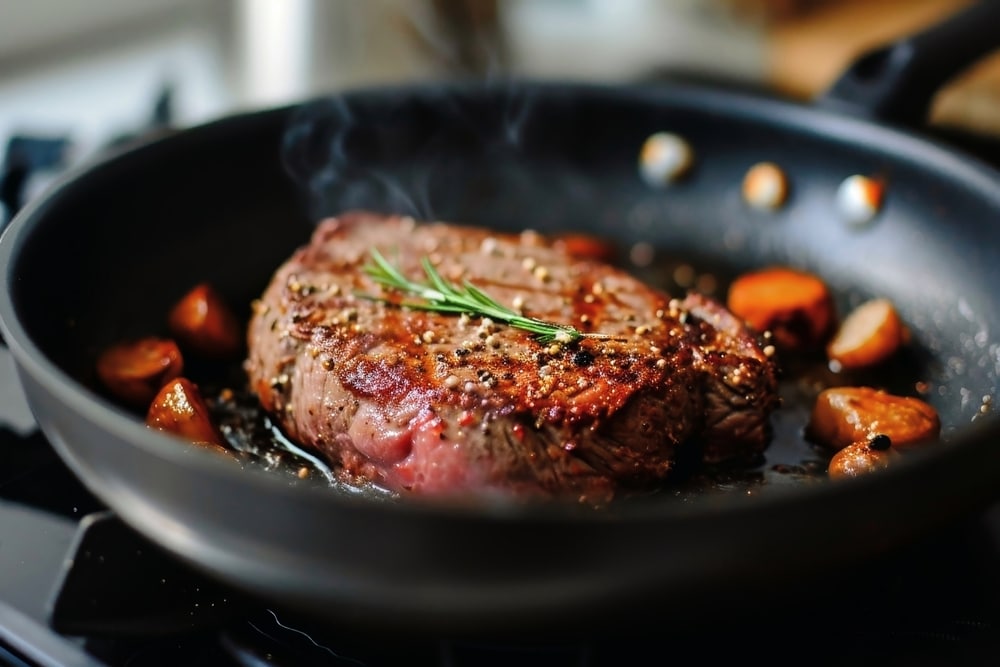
3 2 1000 639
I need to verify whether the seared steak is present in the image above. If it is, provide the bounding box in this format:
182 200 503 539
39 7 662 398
245 212 779 504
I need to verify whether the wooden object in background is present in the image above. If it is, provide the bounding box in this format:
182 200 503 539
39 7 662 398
761 0 1000 136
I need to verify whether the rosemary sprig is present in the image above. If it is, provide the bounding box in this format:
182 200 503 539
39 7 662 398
359 248 601 345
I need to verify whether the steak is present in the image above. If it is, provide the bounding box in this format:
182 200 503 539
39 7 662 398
245 212 780 504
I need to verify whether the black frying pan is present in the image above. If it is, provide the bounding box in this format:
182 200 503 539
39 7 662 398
3 1 1000 640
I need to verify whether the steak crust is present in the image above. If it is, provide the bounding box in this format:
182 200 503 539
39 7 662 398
245 212 779 504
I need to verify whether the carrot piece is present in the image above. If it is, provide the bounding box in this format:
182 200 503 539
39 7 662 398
96 337 184 408
552 232 617 262
827 298 906 369
726 266 835 351
167 283 242 360
806 386 940 451
146 377 229 452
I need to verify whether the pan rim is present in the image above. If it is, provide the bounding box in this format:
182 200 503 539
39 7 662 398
1 77 1000 525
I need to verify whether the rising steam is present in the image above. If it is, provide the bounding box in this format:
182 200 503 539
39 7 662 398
280 81 545 226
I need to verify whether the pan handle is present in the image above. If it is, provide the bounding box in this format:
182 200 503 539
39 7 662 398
817 0 1000 126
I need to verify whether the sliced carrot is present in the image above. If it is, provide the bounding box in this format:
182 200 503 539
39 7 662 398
827 298 906 369
146 377 228 452
726 266 835 351
806 386 940 451
96 337 184 408
167 283 242 360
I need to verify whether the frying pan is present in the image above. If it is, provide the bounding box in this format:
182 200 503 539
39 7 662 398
3 1 1000 640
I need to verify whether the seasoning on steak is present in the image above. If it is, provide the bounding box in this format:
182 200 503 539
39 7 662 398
245 212 780 504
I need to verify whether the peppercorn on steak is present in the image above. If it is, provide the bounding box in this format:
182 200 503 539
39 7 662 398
245 212 780 504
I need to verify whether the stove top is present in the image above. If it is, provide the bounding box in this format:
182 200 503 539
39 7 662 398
3 92 1000 667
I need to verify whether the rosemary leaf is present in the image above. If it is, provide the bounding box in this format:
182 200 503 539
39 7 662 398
359 248 598 345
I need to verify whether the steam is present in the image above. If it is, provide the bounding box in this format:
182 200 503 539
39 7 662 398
276 0 548 224
500 81 534 146
281 80 541 226
281 93 429 220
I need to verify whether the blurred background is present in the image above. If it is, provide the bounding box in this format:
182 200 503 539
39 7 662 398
1 0 998 221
